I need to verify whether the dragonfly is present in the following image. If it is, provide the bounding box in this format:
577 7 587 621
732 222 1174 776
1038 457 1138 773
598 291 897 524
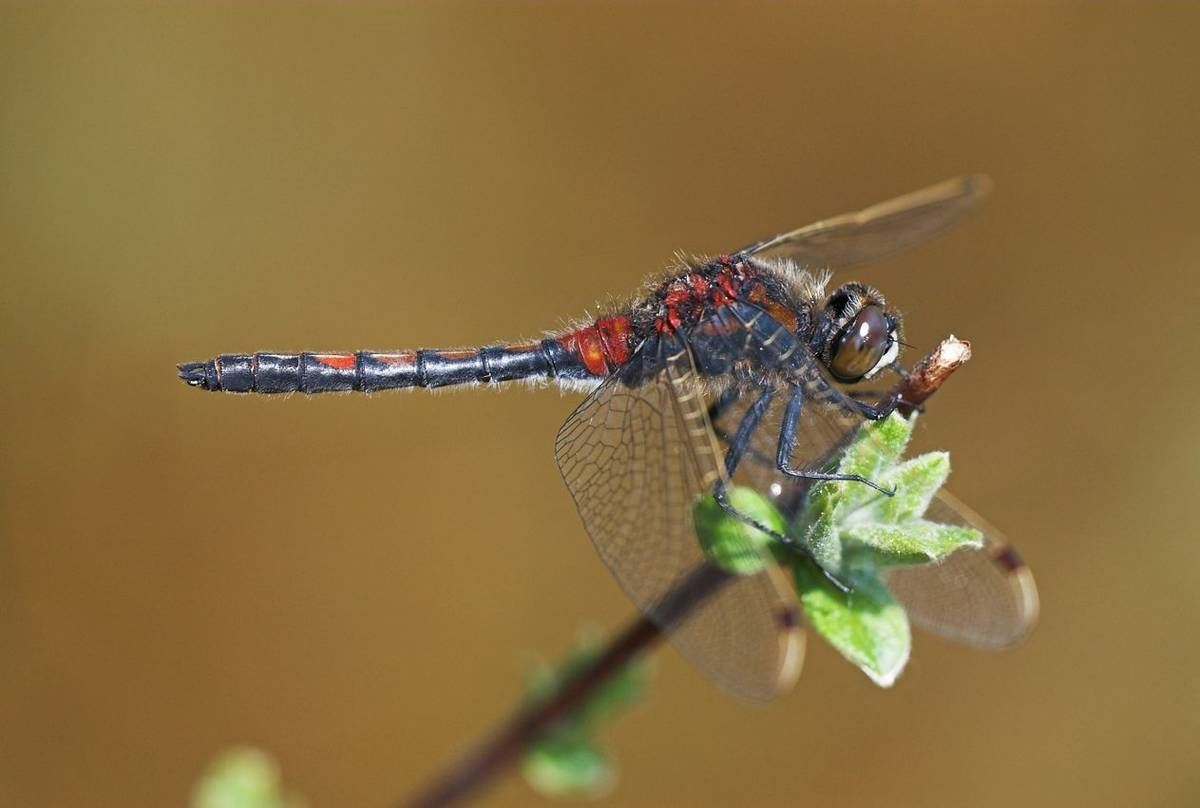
179 175 1037 702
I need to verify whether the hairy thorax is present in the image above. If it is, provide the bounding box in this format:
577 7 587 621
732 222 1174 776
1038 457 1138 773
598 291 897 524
628 256 822 339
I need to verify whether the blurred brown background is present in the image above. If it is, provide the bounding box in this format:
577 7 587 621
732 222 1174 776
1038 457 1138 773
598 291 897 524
1 4 1197 808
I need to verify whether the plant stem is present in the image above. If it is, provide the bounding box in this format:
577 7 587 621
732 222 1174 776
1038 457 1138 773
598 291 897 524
403 336 970 808
405 564 730 808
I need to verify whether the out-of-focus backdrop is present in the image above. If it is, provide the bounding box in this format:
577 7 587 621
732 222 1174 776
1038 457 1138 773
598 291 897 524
2 5 1197 808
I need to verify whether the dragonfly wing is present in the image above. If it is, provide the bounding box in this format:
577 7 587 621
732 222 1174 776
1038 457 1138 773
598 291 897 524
708 384 855 505
740 174 992 268
555 335 802 702
882 489 1038 649
696 302 1036 648
697 301 884 507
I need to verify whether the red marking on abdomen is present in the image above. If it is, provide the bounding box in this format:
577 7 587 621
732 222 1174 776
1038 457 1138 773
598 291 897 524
436 350 478 360
559 326 609 376
596 316 634 366
313 353 356 370
373 352 417 366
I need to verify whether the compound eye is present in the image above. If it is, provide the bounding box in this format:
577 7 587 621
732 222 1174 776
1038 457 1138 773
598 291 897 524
830 305 891 382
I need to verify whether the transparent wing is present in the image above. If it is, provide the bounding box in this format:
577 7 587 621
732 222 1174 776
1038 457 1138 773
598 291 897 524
699 302 1037 649
695 301 881 507
709 385 859 508
555 336 802 702
883 490 1038 649
740 174 992 268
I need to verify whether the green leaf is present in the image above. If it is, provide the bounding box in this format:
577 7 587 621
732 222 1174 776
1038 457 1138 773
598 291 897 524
574 649 648 726
692 487 784 575
521 635 648 799
523 737 615 799
855 452 951 526
792 558 910 687
833 411 913 484
844 520 983 566
796 413 916 567
796 507 843 572
191 747 301 808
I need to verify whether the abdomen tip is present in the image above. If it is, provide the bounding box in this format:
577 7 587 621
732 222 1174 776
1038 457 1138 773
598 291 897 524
178 361 213 390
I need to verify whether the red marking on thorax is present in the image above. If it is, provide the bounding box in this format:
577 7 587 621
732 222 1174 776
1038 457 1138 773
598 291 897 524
656 261 750 334
716 266 741 300
313 353 356 370
747 282 799 332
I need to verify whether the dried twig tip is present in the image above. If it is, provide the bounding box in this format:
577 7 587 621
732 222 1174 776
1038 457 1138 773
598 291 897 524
895 335 972 416
938 334 972 366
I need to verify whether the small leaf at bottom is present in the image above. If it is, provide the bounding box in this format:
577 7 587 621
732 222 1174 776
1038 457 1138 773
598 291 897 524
792 558 911 687
523 737 615 799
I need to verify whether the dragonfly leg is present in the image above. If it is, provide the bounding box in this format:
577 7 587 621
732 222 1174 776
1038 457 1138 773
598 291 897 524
777 386 895 496
707 387 776 471
806 365 900 420
841 390 898 421
846 386 925 416
710 386 853 594
715 386 774 478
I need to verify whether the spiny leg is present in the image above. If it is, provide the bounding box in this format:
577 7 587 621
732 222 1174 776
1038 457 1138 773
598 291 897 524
847 388 927 416
838 387 898 421
776 384 895 496
705 385 776 471
713 386 774 479
709 386 853 593
845 360 927 415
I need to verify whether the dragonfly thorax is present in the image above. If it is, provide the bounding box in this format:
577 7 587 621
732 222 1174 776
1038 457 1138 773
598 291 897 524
636 256 812 337
631 257 902 386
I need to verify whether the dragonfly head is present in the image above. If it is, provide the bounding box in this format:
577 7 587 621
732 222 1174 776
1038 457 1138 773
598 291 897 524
812 282 903 384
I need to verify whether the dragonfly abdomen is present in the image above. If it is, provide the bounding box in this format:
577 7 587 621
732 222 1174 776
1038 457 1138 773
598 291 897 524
178 341 601 394
179 315 640 394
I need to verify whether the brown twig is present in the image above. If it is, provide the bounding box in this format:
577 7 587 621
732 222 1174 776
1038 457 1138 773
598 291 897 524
405 564 729 808
895 335 971 416
403 336 971 808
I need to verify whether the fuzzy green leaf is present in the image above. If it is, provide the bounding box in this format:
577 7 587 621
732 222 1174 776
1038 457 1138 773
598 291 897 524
693 487 784 575
844 520 983 566
797 507 843 572
797 413 916 567
523 737 615 799
792 558 911 687
864 452 951 526
835 412 913 486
